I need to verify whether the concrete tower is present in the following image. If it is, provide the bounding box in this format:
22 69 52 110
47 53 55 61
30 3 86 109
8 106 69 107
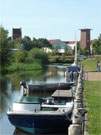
80 28 91 53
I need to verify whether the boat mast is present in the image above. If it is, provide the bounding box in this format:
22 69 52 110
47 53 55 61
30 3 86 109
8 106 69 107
72 32 78 65
74 41 77 65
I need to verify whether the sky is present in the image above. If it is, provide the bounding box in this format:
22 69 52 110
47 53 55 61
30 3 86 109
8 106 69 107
0 0 101 40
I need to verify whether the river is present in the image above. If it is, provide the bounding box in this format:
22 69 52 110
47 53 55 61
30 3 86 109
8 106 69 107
0 64 67 135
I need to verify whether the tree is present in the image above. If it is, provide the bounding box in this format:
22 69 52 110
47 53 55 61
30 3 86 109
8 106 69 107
32 38 51 49
32 38 38 48
0 27 12 71
13 38 22 49
38 38 51 48
29 48 49 65
93 34 101 54
22 36 32 50
14 50 27 63
8 37 15 48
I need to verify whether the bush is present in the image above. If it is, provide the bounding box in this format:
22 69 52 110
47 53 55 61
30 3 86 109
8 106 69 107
29 48 49 65
13 50 28 63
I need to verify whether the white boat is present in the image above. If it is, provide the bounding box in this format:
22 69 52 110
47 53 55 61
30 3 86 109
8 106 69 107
7 90 73 134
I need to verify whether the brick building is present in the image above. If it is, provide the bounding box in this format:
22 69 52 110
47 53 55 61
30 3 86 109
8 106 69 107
80 29 91 52
12 28 22 40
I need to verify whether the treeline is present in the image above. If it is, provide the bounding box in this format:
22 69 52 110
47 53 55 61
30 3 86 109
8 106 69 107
9 36 51 51
0 26 73 73
0 27 51 73
1 26 101 73
92 34 101 55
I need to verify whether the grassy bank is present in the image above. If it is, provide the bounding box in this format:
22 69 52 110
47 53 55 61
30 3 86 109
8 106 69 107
83 56 101 135
82 58 97 71
7 61 43 72
84 81 101 135
82 56 101 71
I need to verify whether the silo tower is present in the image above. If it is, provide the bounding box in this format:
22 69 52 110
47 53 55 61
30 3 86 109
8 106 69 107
80 28 91 53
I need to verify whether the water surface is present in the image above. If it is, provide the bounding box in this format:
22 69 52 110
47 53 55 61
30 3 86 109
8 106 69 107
0 64 67 135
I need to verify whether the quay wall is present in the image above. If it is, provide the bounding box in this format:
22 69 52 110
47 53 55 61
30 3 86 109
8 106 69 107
68 66 88 135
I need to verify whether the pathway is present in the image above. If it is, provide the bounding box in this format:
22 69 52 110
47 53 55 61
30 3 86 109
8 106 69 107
84 71 101 81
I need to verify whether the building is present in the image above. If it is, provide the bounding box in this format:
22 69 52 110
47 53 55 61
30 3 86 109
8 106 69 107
12 28 22 40
64 41 76 50
48 39 72 54
80 28 91 52
43 47 52 53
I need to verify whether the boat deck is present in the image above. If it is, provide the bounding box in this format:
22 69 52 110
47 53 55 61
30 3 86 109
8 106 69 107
52 90 73 98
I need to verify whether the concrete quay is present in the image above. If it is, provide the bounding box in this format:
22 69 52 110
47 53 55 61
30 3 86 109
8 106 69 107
68 67 88 135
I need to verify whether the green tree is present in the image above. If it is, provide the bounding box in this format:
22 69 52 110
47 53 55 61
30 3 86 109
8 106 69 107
14 50 28 63
22 36 32 50
80 48 89 55
32 38 38 48
0 27 11 71
32 38 51 49
93 34 101 54
38 38 51 48
8 37 15 48
29 48 49 65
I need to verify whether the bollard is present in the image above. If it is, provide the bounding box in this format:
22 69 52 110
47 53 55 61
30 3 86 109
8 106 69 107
68 124 82 135
75 93 83 100
75 102 83 108
72 109 83 124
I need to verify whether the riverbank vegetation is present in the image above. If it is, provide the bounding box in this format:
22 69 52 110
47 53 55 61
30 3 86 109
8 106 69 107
0 27 50 73
0 27 74 73
84 81 101 135
7 48 49 72
7 62 42 72
0 27 12 72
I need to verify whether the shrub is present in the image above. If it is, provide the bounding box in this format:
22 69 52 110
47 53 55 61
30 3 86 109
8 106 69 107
29 48 49 65
14 50 28 63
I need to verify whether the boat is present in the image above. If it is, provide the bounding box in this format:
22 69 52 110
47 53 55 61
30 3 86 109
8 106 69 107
20 81 74 95
65 41 80 82
7 90 74 134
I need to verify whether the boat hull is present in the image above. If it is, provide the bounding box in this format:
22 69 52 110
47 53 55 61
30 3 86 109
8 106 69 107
8 113 72 134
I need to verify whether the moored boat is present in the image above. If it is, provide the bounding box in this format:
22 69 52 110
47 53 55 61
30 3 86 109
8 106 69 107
7 92 73 134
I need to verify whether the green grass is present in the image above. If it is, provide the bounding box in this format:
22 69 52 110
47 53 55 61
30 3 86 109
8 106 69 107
7 61 43 72
82 56 101 71
84 81 101 135
83 56 101 135
82 58 96 71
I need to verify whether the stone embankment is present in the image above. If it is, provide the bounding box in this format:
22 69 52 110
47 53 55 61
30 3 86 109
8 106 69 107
68 67 87 135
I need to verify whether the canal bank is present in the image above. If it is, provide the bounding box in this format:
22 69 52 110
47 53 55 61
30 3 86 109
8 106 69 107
68 66 87 135
84 79 101 135
82 57 101 135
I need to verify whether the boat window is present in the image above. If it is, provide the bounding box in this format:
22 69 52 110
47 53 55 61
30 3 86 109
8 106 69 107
41 107 58 111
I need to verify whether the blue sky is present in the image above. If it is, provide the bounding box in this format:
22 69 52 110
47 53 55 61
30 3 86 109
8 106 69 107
0 0 101 40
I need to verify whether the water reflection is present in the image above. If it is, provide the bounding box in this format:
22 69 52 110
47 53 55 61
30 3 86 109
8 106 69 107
13 129 29 135
6 70 46 90
0 65 67 135
0 77 12 114
13 129 67 135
